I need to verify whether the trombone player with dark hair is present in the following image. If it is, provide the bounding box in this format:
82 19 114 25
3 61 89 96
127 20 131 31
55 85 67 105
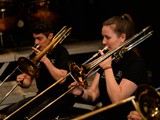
1 21 75 120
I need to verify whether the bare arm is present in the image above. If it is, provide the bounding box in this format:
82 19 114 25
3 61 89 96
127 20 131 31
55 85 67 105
104 67 137 103
99 56 137 103
32 46 68 84
40 55 68 84
69 73 100 102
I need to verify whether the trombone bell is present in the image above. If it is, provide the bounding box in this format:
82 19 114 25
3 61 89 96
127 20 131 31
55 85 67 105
68 61 88 88
71 84 160 120
18 57 40 78
17 26 71 78
136 85 160 120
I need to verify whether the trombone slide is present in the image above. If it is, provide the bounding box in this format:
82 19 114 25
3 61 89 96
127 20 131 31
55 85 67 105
82 46 108 65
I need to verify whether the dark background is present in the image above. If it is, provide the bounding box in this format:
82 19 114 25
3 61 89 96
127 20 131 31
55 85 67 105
0 0 159 86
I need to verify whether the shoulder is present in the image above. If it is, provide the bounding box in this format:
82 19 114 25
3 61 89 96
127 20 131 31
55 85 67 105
58 44 68 51
123 50 145 65
115 50 148 76
53 44 69 54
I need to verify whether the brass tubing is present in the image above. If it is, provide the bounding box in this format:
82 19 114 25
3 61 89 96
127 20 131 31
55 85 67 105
4 73 71 120
82 46 108 65
72 96 135 120
4 26 72 119
0 82 19 104
0 45 40 104
0 45 40 87
28 82 79 120
26 70 83 119
72 85 160 120
82 26 153 75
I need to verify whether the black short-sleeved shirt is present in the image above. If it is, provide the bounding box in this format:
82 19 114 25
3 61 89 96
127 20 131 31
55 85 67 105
97 50 149 120
4 44 75 120
36 44 72 97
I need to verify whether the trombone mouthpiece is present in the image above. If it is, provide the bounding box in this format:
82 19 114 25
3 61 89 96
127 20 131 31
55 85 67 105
102 46 108 52
92 46 108 58
82 46 108 65
34 44 40 49
28 44 40 59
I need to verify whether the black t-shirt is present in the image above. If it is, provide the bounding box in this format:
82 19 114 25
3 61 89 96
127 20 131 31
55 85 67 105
97 50 149 120
3 44 76 120
35 44 73 97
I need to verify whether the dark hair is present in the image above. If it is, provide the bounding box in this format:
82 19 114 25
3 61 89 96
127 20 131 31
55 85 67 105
30 20 54 36
103 13 135 39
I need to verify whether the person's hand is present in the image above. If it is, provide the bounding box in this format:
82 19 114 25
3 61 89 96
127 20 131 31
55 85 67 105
98 49 112 70
68 81 84 96
32 46 48 63
127 111 143 120
99 56 112 70
16 73 32 87
32 46 41 54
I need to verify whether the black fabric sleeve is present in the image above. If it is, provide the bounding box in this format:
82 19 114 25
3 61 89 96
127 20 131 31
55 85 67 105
123 60 148 86
53 45 69 70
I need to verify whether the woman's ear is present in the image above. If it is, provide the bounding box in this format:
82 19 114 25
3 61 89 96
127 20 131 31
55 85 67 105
120 34 126 43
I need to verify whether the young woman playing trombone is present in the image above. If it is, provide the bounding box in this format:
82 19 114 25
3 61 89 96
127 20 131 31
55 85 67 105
69 13 150 120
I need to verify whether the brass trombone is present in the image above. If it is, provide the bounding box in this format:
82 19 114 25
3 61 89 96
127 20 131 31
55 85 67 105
0 44 40 105
72 84 160 120
0 26 71 105
18 25 72 78
4 26 153 120
82 46 108 65
69 26 153 87
0 44 40 87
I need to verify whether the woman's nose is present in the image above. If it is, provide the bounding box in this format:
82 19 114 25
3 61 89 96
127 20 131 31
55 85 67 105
102 39 107 45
